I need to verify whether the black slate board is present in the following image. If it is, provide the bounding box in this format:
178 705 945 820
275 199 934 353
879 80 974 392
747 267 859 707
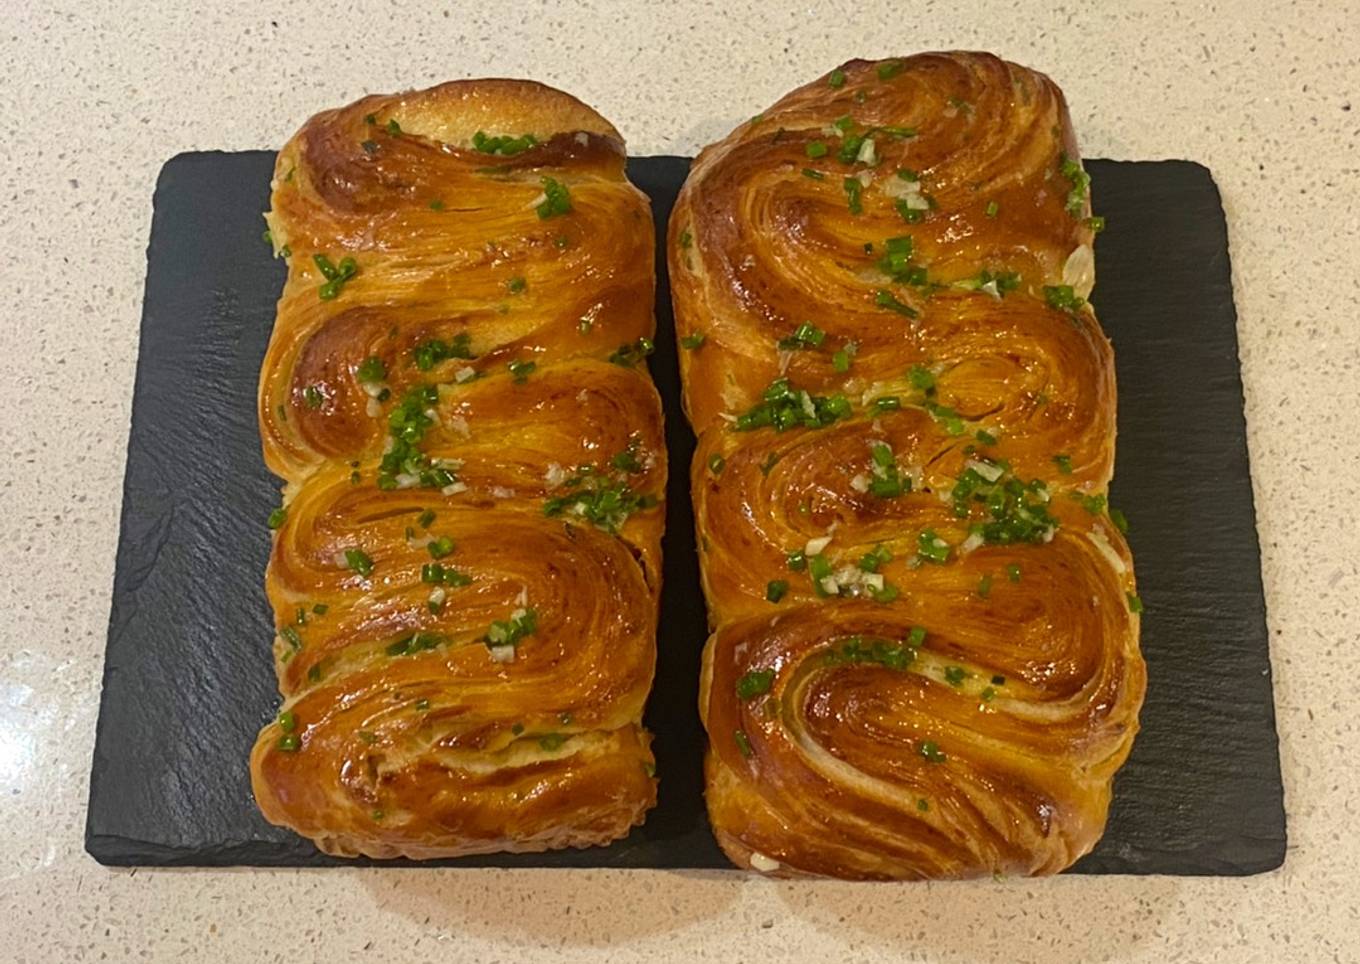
86 153 1286 874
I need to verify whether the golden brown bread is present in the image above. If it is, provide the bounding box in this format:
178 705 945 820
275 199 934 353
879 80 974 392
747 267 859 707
249 79 664 859
670 52 1145 879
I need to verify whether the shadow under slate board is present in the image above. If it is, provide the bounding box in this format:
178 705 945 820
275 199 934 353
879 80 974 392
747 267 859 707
86 152 1285 875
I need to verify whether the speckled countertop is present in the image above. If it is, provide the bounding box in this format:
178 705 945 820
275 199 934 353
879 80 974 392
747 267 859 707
2 1 1358 961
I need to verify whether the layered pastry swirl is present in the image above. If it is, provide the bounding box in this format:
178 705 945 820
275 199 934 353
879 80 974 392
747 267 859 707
249 80 664 859
670 52 1145 879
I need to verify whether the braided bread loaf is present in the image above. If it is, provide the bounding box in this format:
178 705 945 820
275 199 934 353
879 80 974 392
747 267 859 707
670 53 1145 879
249 80 664 859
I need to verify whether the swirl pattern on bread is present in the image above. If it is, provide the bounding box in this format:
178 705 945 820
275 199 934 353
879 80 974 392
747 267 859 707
250 80 663 859
671 52 1144 879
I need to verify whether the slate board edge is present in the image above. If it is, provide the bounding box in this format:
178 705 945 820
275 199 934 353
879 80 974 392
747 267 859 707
1100 157 1285 876
85 155 187 866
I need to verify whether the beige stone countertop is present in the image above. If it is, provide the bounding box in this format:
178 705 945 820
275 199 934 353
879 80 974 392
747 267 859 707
3 1 1358 961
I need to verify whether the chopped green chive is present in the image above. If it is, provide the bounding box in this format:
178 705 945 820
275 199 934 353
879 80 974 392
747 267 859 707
977 574 993 598
680 332 706 350
356 355 386 383
411 333 475 371
842 176 863 214
828 68 846 88
917 798 930 812
824 636 914 670
609 337 655 367
386 628 443 658
536 177 572 219
917 529 951 564
871 395 902 413
1007 564 1022 583
944 666 966 687
417 509 436 529
924 401 966 436
859 544 893 572
985 200 999 218
611 443 644 474
1076 491 1108 515
786 550 808 572
1053 454 1074 474
1085 215 1106 233
733 377 852 432
483 608 539 650
865 444 909 499
877 235 927 286
1044 284 1087 313
919 740 946 763
277 733 300 752
267 507 287 529
543 472 658 533
1127 592 1144 614
778 321 827 350
908 627 927 648
471 130 539 156
427 536 455 559
908 364 936 394
428 198 444 210
737 669 775 700
832 347 852 372
805 140 829 159
303 385 323 409
734 729 754 758
980 686 996 703
708 453 726 475
277 710 296 733
678 228 693 249
975 429 998 446
280 625 302 652
506 276 527 294
312 603 328 615
765 579 788 603
376 383 461 491
1110 508 1130 533
508 359 536 382
344 548 374 577
872 583 901 604
877 60 903 80
875 289 917 317
1058 153 1091 216
955 269 1022 298
313 253 358 300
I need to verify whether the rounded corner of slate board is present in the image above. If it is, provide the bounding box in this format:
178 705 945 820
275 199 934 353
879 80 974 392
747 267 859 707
87 152 1285 876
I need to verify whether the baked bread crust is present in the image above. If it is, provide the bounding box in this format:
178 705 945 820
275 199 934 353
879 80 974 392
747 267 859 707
249 79 664 859
671 53 1144 879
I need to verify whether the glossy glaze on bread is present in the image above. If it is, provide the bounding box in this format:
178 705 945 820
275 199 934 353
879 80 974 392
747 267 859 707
249 80 664 859
670 53 1145 879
